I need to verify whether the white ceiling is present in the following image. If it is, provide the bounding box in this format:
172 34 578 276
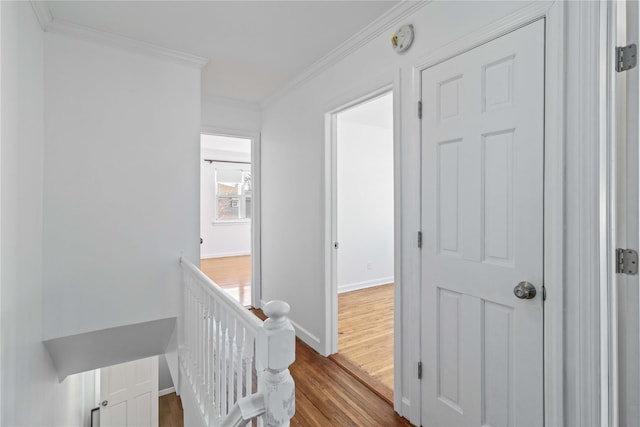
44 1 399 104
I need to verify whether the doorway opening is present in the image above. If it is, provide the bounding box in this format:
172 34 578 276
329 91 395 403
200 133 254 306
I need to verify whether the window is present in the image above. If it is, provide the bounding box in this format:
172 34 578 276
215 166 251 222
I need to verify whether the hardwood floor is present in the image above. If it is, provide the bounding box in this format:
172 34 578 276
158 306 410 427
333 284 394 403
159 392 183 427
291 338 410 427
200 255 252 306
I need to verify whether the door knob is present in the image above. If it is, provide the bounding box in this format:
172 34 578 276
513 281 536 299
101 400 108 407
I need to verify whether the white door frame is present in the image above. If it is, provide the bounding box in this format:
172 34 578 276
609 0 639 425
324 72 402 407
200 126 262 307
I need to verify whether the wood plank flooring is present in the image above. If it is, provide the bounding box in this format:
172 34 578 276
159 305 410 427
200 256 251 306
334 284 394 403
159 393 183 427
291 338 410 427
157 338 410 427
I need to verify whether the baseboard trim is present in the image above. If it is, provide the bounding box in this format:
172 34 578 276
259 299 322 354
200 251 251 259
289 318 321 348
338 277 394 294
159 386 176 397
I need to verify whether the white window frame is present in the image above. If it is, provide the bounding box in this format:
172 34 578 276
213 163 252 224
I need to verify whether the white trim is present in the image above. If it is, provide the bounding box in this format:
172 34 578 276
390 69 405 416
158 386 176 397
201 127 262 308
201 126 258 141
414 2 551 71
42 17 208 68
289 319 321 349
201 94 261 113
262 1 428 109
542 3 566 427
323 73 402 413
558 1 607 424
324 80 398 354
337 277 394 294
211 220 251 226
200 251 251 260
250 133 262 308
600 1 617 425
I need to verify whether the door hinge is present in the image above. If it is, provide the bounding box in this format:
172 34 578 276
418 100 422 119
616 44 637 72
542 285 546 301
418 361 423 380
617 248 638 275
418 231 423 249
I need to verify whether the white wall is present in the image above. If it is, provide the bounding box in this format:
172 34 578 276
200 144 251 259
201 96 261 133
337 99 394 292
42 32 201 340
259 1 547 423
0 3 94 425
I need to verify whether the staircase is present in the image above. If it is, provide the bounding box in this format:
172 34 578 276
178 257 295 426
43 256 296 427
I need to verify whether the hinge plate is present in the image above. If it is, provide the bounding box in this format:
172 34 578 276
418 361 422 379
418 100 422 119
617 248 638 275
617 44 637 72
418 231 423 249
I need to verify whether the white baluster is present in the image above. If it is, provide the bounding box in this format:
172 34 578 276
215 300 222 421
205 293 213 423
244 328 254 399
236 325 244 400
222 306 230 417
227 315 236 410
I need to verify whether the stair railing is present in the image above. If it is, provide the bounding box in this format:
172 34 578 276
179 257 295 427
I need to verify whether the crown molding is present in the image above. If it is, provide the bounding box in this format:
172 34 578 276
30 1 53 30
260 0 430 109
46 19 209 68
201 94 262 113
29 0 208 69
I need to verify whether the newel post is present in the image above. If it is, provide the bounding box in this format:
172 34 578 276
259 300 296 426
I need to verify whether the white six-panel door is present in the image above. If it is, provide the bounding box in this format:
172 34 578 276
100 356 159 427
420 20 545 426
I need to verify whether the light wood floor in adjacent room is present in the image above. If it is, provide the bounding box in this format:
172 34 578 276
332 284 394 404
200 256 251 306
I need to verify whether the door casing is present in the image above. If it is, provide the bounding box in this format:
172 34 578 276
324 74 403 410
200 126 262 307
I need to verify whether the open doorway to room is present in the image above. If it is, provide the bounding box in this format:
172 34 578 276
200 133 254 306
329 91 395 403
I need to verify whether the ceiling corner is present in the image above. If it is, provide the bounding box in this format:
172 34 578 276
30 1 54 31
